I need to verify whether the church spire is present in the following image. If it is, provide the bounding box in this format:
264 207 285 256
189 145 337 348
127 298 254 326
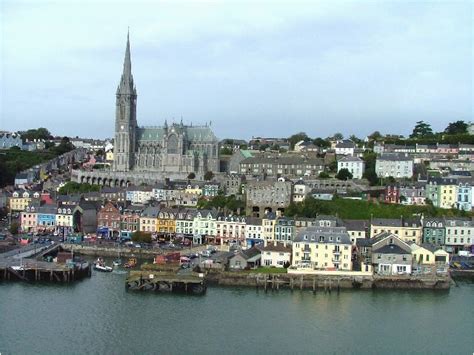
118 29 135 95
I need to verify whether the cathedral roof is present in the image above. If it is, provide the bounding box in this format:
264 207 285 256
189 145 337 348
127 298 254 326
137 125 217 143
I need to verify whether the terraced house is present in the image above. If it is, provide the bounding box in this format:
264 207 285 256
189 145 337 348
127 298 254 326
426 178 457 209
274 217 295 242
156 208 177 234
370 217 422 244
139 206 159 233
444 218 474 254
175 209 195 235
192 210 217 237
9 190 39 212
292 226 352 271
423 218 446 246
216 215 246 246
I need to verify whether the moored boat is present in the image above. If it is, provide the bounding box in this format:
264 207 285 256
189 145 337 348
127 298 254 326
94 258 113 272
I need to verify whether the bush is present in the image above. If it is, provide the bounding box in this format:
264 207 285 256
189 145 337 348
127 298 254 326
131 231 152 244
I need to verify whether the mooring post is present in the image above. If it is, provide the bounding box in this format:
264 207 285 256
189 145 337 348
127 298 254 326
312 277 316 294
329 279 332 294
290 277 294 291
300 276 303 290
337 278 340 294
264 275 268 293
256 276 259 291
272 275 275 291
50 269 53 281
276 276 280 291
324 279 327 293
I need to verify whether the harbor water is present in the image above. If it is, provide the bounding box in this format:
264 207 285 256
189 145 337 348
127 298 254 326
0 271 473 354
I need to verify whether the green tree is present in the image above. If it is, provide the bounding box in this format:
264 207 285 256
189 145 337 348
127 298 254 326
444 120 468 135
131 231 152 244
410 121 433 138
362 152 379 185
288 132 309 150
204 171 214 181
319 171 330 179
9 221 19 235
187 172 196 180
328 160 337 173
336 168 353 180
313 137 330 148
332 133 344 140
20 128 52 141
368 131 382 141
219 147 233 155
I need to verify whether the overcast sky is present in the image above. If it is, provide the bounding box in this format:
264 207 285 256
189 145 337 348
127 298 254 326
0 0 472 140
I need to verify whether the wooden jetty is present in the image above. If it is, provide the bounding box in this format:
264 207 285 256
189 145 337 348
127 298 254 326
126 270 207 295
0 260 91 283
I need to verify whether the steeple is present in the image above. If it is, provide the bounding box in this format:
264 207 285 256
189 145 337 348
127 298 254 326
118 29 135 95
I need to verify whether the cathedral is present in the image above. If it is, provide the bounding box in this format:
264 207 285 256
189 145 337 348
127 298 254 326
113 32 219 176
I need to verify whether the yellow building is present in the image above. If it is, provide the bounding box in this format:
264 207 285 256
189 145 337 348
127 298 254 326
184 184 203 196
9 190 38 212
105 150 114 162
156 209 177 234
370 217 423 244
139 206 159 233
262 214 277 242
439 183 457 209
410 244 435 265
292 226 352 271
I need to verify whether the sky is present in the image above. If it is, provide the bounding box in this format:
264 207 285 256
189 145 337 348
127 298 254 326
0 0 472 140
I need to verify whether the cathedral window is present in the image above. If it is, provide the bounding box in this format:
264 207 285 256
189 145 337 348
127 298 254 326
168 134 179 154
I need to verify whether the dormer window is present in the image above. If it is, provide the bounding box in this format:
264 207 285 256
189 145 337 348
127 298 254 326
319 236 324 242
303 235 308 240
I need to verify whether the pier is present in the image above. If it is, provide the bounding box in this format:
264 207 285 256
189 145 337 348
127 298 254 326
126 270 207 295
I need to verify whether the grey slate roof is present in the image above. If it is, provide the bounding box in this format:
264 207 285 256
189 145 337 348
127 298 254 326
294 226 351 244
374 244 410 255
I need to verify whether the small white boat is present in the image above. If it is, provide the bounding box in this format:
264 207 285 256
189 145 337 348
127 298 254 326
94 258 113 272
113 259 122 267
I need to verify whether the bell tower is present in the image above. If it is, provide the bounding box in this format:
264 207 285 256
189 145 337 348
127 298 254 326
113 30 137 172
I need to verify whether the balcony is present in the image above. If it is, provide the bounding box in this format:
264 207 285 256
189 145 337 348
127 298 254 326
332 258 340 263
333 250 340 255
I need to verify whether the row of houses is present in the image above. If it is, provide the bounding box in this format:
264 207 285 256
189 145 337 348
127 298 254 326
384 176 474 211
226 227 450 276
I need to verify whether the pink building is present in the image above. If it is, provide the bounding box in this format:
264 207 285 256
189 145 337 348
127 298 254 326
21 205 38 232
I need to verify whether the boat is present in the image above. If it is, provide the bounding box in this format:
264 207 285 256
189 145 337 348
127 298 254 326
94 258 113 272
124 257 137 268
113 259 122 267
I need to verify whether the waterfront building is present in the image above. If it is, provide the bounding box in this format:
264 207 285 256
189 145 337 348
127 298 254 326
72 201 100 234
175 209 195 235
192 210 217 237
36 205 57 232
120 205 143 237
292 226 352 271
422 218 446 246
444 218 474 254
337 156 365 179
370 217 422 244
97 202 121 238
273 217 295 242
244 217 264 247
20 203 40 232
156 208 177 234
216 215 246 246
342 219 369 245
228 247 261 270
139 206 160 233
261 242 292 268
370 234 412 275
55 204 74 235
375 153 413 178
262 212 277 242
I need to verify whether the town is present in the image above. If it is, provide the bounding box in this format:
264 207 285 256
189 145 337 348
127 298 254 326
0 33 472 289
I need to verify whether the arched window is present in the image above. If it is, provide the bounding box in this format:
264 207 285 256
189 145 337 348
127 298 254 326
167 134 178 154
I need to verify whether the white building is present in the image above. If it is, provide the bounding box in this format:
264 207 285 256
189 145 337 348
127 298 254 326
216 215 246 246
444 218 474 254
335 140 356 156
337 156 365 179
293 180 310 203
245 217 264 247
126 186 154 204
260 242 292 268
375 153 414 178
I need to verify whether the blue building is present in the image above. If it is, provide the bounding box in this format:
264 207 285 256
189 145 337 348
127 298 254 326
37 205 57 231
456 181 473 211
